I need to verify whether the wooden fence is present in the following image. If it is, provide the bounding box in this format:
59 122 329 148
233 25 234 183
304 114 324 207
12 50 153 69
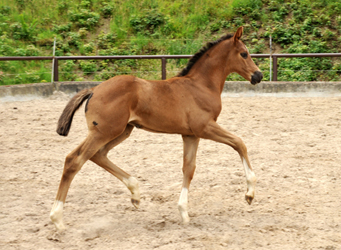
1 53 341 81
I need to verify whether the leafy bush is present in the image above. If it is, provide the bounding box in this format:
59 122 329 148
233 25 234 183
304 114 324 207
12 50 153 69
60 60 76 81
13 45 40 56
82 42 95 54
80 0 93 9
97 31 116 49
52 23 72 35
0 6 11 15
10 14 38 41
15 0 25 12
57 1 69 14
100 3 114 18
79 61 97 75
55 40 71 55
278 40 334 81
0 34 15 56
130 10 166 35
94 70 115 81
25 72 40 83
232 0 262 10
267 24 302 46
65 32 81 47
322 29 336 41
68 9 100 30
78 27 88 38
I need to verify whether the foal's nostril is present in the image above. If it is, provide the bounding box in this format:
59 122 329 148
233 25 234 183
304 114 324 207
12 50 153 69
255 71 263 80
251 71 263 85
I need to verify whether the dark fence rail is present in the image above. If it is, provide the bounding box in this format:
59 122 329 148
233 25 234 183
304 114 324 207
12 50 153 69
1 53 341 81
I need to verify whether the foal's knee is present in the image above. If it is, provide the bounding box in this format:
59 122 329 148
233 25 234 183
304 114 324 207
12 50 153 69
182 161 196 182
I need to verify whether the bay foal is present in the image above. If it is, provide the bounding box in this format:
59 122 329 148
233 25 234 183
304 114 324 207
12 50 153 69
50 27 263 230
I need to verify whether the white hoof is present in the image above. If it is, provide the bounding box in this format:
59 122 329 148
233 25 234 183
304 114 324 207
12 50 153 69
178 204 190 224
50 200 66 231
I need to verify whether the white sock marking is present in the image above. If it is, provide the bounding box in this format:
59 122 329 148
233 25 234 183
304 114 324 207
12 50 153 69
50 200 65 230
178 188 190 223
179 187 188 206
242 158 256 194
123 177 140 207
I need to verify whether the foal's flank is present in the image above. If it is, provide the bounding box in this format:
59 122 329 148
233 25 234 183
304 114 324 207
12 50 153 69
50 26 263 231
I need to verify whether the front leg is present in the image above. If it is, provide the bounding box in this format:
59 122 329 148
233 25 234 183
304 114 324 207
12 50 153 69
178 135 200 224
197 120 257 204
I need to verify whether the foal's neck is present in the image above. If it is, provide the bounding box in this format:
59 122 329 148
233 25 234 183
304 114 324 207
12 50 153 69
190 40 233 94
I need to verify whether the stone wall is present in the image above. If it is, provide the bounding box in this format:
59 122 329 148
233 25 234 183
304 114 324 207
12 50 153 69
1 81 341 100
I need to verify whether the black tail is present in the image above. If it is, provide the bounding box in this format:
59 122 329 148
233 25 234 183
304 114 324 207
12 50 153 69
56 89 93 136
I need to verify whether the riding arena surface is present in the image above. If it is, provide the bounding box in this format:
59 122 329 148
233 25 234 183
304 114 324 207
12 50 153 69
0 91 340 250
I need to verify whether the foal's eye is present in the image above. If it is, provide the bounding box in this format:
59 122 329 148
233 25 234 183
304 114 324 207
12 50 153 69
240 52 248 59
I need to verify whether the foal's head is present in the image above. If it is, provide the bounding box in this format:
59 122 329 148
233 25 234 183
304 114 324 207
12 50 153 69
228 27 263 85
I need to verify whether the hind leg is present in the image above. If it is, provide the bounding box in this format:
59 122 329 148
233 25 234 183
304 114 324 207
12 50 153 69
90 124 140 208
50 132 110 231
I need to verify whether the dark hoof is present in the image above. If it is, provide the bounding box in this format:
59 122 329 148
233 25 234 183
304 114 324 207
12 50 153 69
131 199 140 208
245 194 253 205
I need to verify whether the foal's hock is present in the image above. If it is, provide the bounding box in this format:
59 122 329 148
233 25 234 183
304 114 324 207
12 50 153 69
50 26 263 231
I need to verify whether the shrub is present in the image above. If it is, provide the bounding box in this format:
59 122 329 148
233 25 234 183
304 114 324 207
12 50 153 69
55 40 71 55
232 0 262 10
292 3 312 21
82 42 95 54
10 14 38 41
97 31 116 49
0 35 15 56
25 72 40 83
100 3 114 18
15 0 25 12
52 23 72 35
269 24 302 46
80 0 93 9
65 32 81 47
13 45 40 56
322 29 336 41
79 61 97 75
57 1 69 14
279 40 334 81
94 70 115 81
68 9 100 30
60 60 76 81
0 6 11 15
78 27 88 38
130 10 166 35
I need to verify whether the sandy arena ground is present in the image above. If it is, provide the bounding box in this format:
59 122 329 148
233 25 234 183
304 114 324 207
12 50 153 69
0 91 340 250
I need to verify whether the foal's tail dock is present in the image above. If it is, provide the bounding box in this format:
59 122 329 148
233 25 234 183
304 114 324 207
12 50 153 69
56 88 93 136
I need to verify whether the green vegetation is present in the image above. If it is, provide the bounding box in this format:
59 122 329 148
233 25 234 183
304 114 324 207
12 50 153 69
0 0 340 84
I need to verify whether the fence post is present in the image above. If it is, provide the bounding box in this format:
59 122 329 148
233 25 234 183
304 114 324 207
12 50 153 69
272 56 278 81
161 57 166 80
269 35 272 81
51 37 56 83
53 58 59 82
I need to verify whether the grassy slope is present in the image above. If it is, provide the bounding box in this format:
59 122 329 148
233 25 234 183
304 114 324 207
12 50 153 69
0 0 340 84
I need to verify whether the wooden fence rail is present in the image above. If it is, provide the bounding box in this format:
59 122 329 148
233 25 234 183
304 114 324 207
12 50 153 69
1 53 340 81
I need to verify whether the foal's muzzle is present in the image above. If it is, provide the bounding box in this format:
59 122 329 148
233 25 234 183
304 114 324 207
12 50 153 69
251 71 263 85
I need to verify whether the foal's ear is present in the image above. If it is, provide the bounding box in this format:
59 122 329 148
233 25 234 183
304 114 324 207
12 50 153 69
233 26 243 42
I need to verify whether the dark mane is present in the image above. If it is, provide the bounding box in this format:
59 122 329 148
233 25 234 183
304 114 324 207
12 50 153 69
176 34 234 77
